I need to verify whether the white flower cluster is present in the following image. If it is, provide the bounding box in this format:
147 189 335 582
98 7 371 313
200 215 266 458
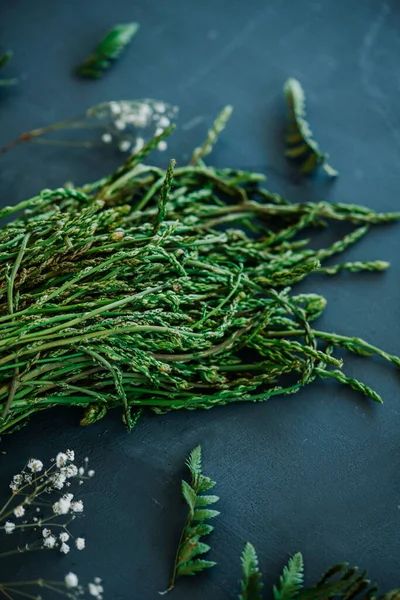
64 573 103 599
88 578 104 599
3 450 93 558
2 450 101 600
52 493 84 515
93 99 178 154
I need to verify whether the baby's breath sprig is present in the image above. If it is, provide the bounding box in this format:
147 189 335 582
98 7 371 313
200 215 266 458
0 450 94 558
0 573 104 600
0 99 178 156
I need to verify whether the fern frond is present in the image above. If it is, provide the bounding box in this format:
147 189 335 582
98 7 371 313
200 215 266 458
77 23 139 78
0 51 17 86
376 591 400 600
284 77 337 177
186 444 203 481
162 445 219 593
239 542 263 600
274 552 304 600
0 51 12 70
298 562 376 600
235 544 398 600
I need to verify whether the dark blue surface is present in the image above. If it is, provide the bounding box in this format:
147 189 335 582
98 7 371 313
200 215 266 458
1 1 400 597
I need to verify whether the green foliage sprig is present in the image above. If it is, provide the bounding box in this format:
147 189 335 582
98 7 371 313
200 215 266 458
77 23 139 78
162 445 219 593
0 51 17 86
238 544 399 600
0 113 399 435
239 543 264 600
284 78 337 177
191 105 233 164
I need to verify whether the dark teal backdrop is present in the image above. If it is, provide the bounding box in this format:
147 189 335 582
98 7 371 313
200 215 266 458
0 1 399 598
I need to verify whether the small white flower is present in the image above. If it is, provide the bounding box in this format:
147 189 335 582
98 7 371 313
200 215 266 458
59 532 69 542
71 500 84 513
158 116 170 128
65 572 79 588
133 137 144 153
101 133 112 144
4 521 16 534
66 450 75 461
110 101 121 115
43 535 56 548
56 453 68 468
75 537 85 550
79 467 85 476
154 102 166 113
10 474 23 491
114 119 126 131
60 542 70 554
53 498 71 515
155 127 165 137
88 583 104 598
42 528 52 538
14 505 25 518
94 578 102 585
27 458 43 473
62 464 78 478
84 457 89 463
52 473 66 490
63 493 74 502
118 140 131 152
88 470 95 477
33 517 38 522
157 141 168 152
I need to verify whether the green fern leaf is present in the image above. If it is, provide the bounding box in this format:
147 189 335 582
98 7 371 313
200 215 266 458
185 523 214 538
176 559 217 577
274 552 304 600
298 563 375 600
284 77 337 177
163 445 219 592
177 539 211 566
377 591 400 600
181 480 196 512
0 51 17 86
195 494 219 507
239 542 263 600
193 508 220 521
0 51 12 69
77 23 139 78
198 474 216 492
186 444 202 480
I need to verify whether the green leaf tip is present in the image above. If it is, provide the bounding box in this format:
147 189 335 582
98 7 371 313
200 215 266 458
284 77 338 178
186 444 202 480
274 552 304 600
191 104 233 164
77 23 139 78
239 542 263 600
0 50 18 86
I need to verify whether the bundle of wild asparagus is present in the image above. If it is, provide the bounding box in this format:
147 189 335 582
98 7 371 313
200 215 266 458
0 116 399 435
